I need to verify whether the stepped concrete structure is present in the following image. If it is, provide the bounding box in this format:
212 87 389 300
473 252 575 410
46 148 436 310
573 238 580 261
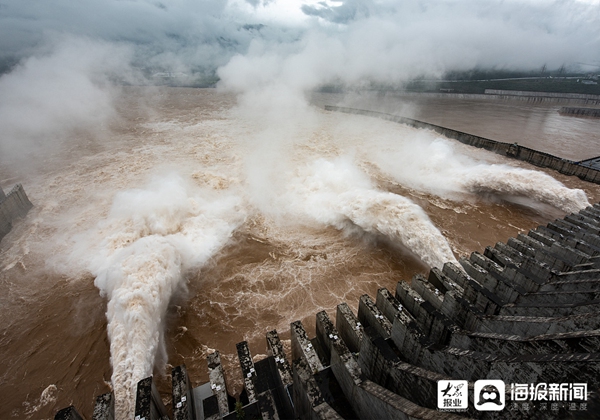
57 203 600 419
0 184 33 243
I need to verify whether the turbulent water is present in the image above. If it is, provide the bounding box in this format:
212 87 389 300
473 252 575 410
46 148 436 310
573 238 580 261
0 88 599 419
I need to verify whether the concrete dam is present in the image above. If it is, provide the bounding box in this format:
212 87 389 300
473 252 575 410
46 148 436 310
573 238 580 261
50 104 600 419
57 203 600 419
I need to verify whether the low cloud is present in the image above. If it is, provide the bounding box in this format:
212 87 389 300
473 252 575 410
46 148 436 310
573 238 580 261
0 36 136 170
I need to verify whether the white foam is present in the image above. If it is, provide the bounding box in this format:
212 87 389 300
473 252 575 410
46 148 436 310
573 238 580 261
87 173 245 418
460 164 589 214
284 158 458 269
368 134 590 213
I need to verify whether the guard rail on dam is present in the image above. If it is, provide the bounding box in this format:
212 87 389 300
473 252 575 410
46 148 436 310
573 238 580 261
363 90 600 105
324 105 600 185
484 89 600 105
559 107 600 119
58 204 600 419
0 184 33 243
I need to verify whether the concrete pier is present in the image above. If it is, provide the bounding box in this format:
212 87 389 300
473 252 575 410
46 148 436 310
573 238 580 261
57 204 600 418
0 183 33 243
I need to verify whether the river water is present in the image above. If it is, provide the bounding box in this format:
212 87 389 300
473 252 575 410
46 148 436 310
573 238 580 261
0 87 599 418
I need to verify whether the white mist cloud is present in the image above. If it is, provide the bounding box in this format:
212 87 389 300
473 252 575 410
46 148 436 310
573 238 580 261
0 36 137 169
362 131 590 213
218 0 600 98
2 0 599 82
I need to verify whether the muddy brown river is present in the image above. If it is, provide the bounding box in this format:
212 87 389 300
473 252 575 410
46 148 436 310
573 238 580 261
0 87 599 418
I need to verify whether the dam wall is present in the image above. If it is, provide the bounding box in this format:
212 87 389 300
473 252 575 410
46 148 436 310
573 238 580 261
324 105 600 185
559 107 600 118
484 89 600 105
0 184 33 243
385 90 600 105
57 204 600 419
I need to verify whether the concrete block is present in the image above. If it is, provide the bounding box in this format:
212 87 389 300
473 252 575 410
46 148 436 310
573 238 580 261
507 236 537 259
292 357 333 420
93 393 114 420
291 320 324 373
376 287 405 323
256 389 279 420
356 379 464 420
315 311 337 356
335 302 363 354
411 274 444 310
358 294 391 339
441 262 468 288
389 307 426 364
266 330 293 386
565 215 600 236
460 258 522 303
207 351 230 417
395 282 424 320
0 184 33 243
236 341 258 403
54 407 84 420
134 376 169 420
172 365 195 420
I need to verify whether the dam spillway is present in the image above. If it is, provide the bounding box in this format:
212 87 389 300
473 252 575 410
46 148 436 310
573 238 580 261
57 203 600 419
0 87 595 419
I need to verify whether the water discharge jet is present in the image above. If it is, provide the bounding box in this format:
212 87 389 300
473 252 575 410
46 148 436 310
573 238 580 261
285 158 458 269
461 165 590 214
364 133 590 214
87 173 245 418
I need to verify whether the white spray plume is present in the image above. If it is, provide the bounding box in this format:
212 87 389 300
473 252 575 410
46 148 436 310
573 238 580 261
284 157 458 269
0 36 137 170
88 173 245 419
368 134 589 213
460 164 590 214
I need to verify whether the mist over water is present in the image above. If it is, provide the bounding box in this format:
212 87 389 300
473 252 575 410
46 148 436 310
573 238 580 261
0 87 598 418
364 135 591 214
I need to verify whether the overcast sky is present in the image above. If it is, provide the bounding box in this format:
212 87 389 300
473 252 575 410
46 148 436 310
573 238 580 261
1 0 599 79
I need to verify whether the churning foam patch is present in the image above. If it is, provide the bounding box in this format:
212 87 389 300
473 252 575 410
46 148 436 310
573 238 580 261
86 173 245 418
283 157 458 269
